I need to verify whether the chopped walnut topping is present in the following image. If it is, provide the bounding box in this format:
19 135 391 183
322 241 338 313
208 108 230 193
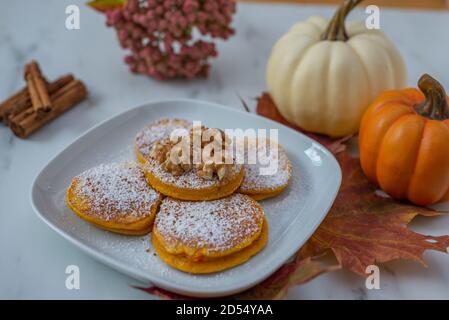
149 125 234 181
196 161 231 181
149 140 171 163
162 157 191 176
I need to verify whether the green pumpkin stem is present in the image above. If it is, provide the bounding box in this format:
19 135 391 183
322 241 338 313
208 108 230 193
321 0 364 41
416 74 449 121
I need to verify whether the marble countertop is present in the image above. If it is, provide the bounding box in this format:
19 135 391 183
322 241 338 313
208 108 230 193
1 0 449 299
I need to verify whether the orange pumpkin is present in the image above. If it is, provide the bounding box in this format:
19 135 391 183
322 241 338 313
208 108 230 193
359 74 449 206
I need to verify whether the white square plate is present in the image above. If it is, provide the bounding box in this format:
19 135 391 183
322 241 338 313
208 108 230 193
31 99 341 298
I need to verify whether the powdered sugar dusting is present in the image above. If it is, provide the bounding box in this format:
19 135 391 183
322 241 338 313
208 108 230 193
239 140 292 192
135 119 190 156
155 194 264 253
73 162 160 221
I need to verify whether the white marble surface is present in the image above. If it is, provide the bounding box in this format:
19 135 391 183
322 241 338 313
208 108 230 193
1 0 449 299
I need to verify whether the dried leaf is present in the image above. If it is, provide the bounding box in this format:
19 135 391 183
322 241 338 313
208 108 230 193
255 92 352 154
136 254 339 300
300 151 449 275
86 0 124 13
234 254 340 300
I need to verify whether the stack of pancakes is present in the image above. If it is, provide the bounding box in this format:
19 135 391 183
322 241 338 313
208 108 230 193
67 119 292 274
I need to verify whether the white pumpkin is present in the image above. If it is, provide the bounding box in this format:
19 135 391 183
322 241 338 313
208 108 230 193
266 0 407 137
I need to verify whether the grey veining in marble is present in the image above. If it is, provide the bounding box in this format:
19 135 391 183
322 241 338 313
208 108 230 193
1 0 449 299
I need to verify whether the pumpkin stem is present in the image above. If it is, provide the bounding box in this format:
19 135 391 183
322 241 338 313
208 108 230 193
321 0 364 41
416 74 449 121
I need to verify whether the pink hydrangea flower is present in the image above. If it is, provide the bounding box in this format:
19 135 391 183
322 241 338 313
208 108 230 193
105 0 236 80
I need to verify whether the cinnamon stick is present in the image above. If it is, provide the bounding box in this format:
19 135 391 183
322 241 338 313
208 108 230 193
0 85 39 123
9 79 87 139
24 61 52 114
2 74 74 125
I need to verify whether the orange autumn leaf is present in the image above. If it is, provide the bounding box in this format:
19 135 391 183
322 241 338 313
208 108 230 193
300 151 449 275
257 92 449 276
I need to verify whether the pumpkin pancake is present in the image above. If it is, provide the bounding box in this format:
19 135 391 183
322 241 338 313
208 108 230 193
238 138 292 200
141 157 244 201
136 122 244 201
153 194 268 273
66 162 163 235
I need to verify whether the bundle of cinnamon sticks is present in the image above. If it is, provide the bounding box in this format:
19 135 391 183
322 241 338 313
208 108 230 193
0 61 87 138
